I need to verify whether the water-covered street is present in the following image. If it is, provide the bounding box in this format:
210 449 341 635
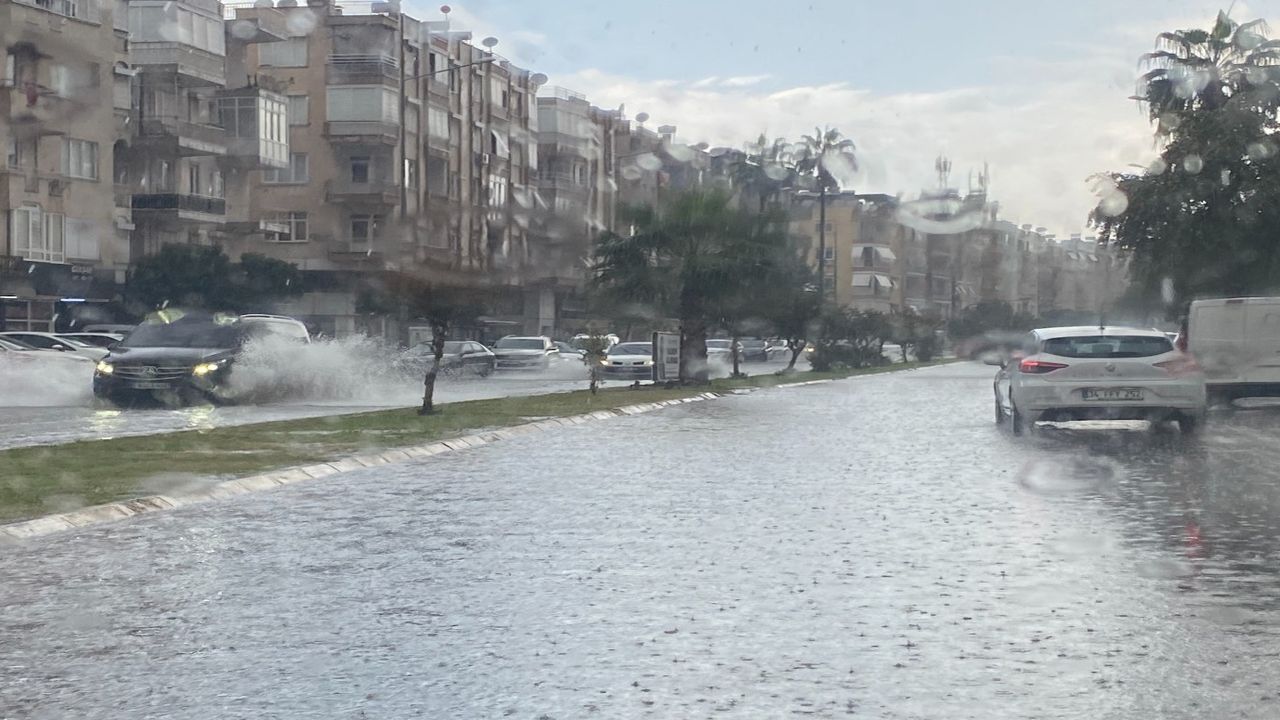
5 362 1280 718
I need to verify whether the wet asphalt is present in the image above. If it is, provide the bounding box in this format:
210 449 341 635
4 362 1280 718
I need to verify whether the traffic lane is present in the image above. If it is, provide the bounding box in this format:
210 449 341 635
0 356 800 450
13 363 1280 716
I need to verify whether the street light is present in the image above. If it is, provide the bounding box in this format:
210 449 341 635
405 56 496 82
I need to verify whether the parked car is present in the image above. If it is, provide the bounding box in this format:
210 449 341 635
1184 297 1280 405
600 341 654 381
58 332 125 348
491 336 559 371
399 340 495 377
555 341 586 360
82 324 137 335
738 338 770 363
0 331 109 361
571 333 620 351
0 336 95 371
93 312 311 405
706 339 742 362
990 326 1207 436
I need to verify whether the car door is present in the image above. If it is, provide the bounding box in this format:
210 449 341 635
460 342 480 370
998 332 1038 412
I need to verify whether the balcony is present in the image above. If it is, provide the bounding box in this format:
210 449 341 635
137 115 227 156
222 4 290 43
2 85 78 132
325 179 399 208
132 43 226 86
327 55 399 87
329 242 384 263
325 121 399 146
216 88 289 169
131 193 226 223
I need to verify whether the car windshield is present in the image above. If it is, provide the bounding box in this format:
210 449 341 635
120 321 245 349
1042 335 1173 358
610 343 652 356
494 338 544 350
706 340 731 349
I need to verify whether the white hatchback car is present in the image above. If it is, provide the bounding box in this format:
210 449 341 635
991 326 1207 435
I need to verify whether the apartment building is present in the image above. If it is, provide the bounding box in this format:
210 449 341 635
212 1 542 338
1 0 127 330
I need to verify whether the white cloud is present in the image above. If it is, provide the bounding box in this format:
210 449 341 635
722 74 771 87
551 64 1158 236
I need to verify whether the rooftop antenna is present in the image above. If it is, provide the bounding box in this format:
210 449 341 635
935 156 951 190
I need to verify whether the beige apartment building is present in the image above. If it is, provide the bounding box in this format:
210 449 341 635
2 0 129 330
213 0 544 339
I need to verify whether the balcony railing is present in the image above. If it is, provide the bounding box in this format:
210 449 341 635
325 121 399 145
325 179 399 206
138 116 227 154
131 193 226 216
327 55 399 86
131 43 226 86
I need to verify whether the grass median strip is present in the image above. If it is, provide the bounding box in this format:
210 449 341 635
0 360 954 523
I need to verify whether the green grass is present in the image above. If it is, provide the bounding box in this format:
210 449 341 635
0 360 954 523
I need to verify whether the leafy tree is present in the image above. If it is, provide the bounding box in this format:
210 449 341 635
759 245 821 371
127 244 301 312
730 134 796 213
891 308 944 363
796 127 857 302
362 274 485 415
1092 11 1280 307
809 308 890 371
593 189 788 384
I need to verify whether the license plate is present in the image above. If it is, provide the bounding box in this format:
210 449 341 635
1082 387 1143 401
129 381 170 390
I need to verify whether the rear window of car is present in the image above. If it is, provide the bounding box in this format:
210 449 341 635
1042 335 1174 358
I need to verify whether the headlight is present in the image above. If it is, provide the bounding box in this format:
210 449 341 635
192 360 225 376
95 361 114 375
599 358 610 365
642 359 654 366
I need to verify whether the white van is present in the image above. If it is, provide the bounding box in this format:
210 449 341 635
1185 297 1280 403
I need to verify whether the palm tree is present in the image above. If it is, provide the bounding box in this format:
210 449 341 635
593 189 788 383
1138 11 1280 131
796 127 857 302
730 134 795 212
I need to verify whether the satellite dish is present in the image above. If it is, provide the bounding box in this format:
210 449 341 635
481 36 499 49
440 4 450 13
530 72 548 85
635 112 649 124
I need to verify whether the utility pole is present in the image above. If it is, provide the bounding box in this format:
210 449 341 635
397 1 407 220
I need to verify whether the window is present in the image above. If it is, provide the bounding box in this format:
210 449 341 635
488 174 507 206
4 54 15 86
62 139 99 180
11 207 66 263
490 131 509 158
49 64 70 97
272 211 308 242
350 214 378 243
187 163 200 195
572 164 587 185
264 152 308 183
259 38 307 67
350 156 370 184
427 106 448 140
822 247 834 261
65 218 99 260
326 86 398 123
404 159 417 189
7 138 29 168
287 95 309 125
1041 335 1174 359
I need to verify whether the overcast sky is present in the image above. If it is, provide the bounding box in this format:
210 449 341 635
409 0 1266 236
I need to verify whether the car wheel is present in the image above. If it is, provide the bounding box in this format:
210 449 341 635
1179 411 1205 436
478 362 493 377
1011 402 1028 436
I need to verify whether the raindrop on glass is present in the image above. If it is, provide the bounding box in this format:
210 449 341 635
1183 154 1204 174
1097 191 1128 217
286 9 318 36
1161 277 1176 304
665 144 693 163
620 165 643 181
764 163 790 181
1147 158 1167 175
230 20 258 41
634 153 663 172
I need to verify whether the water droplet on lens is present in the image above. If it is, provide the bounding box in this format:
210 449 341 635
230 20 258 40
665 144 693 163
1098 191 1128 217
634 153 663 171
764 163 789 181
286 9 318 36
1161 277 1176 304
1147 158 1168 174
620 165 643 181
1183 154 1204 174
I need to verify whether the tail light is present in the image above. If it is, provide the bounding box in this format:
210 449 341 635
1156 355 1201 377
1019 359 1068 374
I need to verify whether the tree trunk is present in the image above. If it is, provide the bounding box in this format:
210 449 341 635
679 319 709 385
818 185 828 302
730 333 743 378
418 324 448 415
787 339 804 370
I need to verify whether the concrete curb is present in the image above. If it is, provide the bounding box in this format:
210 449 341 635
0 391 723 543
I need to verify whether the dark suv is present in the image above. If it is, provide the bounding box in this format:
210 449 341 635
93 312 309 405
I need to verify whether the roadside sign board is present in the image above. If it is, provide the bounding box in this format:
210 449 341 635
653 331 680 382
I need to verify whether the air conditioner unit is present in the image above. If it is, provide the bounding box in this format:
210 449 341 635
47 179 66 197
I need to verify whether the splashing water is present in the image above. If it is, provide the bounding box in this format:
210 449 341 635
222 334 419 405
0 357 94 407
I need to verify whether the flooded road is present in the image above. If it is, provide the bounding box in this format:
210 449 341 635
5 362 1280 718
0 357 799 450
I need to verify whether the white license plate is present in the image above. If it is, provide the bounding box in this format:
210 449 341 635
1082 388 1143 401
129 381 171 390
